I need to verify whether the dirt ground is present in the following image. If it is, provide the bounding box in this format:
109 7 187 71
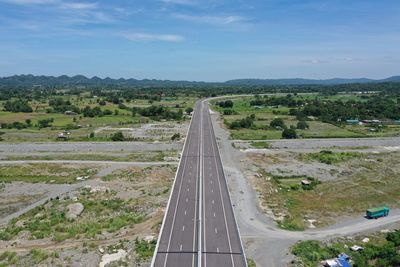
0 163 174 266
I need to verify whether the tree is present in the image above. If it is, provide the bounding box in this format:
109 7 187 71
111 131 125 141
185 107 193 114
282 128 297 139
270 118 285 128
171 133 181 140
297 121 309 130
25 119 32 126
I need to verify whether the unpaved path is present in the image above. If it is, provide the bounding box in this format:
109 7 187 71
0 141 182 154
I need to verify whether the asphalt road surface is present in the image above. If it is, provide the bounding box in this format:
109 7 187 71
152 101 247 267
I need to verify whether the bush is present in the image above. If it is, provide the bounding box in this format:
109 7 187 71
185 107 193 114
111 131 125 141
171 133 181 140
282 128 297 139
297 121 309 129
270 118 285 128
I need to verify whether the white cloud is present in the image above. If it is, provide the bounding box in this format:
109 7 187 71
60 2 97 10
161 0 197 6
173 14 246 25
1 0 57 4
120 32 185 42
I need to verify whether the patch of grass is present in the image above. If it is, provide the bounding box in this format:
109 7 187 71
250 141 270 149
0 251 17 267
247 258 257 267
135 238 157 262
301 150 360 164
0 163 98 184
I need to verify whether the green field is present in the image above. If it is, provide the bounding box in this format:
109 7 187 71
211 95 364 140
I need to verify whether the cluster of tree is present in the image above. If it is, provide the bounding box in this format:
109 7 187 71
250 94 305 107
229 114 256 129
132 106 183 120
0 118 54 129
4 99 33 113
48 98 80 114
1 121 28 130
299 96 400 123
217 100 234 108
82 106 113 117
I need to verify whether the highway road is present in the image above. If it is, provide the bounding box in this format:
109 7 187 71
152 101 247 267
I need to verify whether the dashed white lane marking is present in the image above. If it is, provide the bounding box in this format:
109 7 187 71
214 228 218 234
185 210 187 215
217 247 219 253
186 198 189 203
211 189 213 193
180 244 183 251
213 212 216 217
187 188 190 192
182 225 185 231
212 200 215 205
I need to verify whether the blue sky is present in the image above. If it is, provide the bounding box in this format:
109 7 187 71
0 0 399 81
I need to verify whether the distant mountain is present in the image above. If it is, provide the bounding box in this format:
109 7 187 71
224 78 376 86
0 74 399 87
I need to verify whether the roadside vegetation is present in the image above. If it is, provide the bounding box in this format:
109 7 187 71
252 151 400 230
292 230 400 267
0 189 144 241
0 163 98 184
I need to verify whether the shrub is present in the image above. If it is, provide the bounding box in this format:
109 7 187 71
297 121 309 129
270 118 285 128
282 128 297 139
111 131 125 141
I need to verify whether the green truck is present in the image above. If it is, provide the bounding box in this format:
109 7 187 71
366 206 390 219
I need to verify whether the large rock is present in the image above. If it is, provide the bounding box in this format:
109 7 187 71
99 249 127 267
66 202 84 220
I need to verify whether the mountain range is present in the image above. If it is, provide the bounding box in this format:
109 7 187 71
1 74 400 87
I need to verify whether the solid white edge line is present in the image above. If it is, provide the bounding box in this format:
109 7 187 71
198 101 204 267
150 102 197 267
205 99 249 267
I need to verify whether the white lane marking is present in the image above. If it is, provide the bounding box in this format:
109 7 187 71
162 115 194 267
185 210 187 215
208 112 235 267
200 105 207 267
180 244 183 251
212 200 214 205
213 212 216 217
182 225 185 231
211 189 213 193
217 247 219 253
186 198 188 203
187 188 190 192
214 228 218 234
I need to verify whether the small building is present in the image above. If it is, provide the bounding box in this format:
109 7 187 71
301 180 311 186
346 119 361 125
65 111 78 116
